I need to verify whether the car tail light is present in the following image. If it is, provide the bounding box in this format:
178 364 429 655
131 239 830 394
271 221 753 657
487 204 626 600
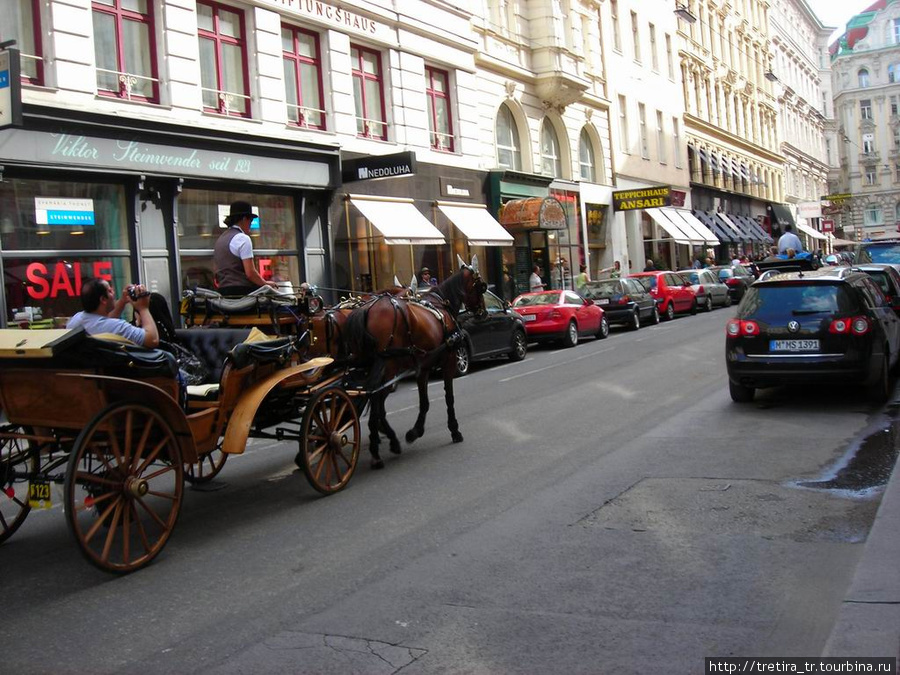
696 285 705 295
617 295 630 305
725 278 740 286
726 319 759 337
829 316 871 335
549 309 561 320
851 316 870 335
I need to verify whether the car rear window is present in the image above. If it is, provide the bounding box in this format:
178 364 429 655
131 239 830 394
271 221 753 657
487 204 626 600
864 270 892 294
513 292 558 307
582 281 621 299
683 272 700 284
863 243 900 264
740 283 860 320
633 276 657 291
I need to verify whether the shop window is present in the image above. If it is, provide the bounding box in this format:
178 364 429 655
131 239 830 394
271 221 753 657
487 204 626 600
495 103 522 170
282 24 325 129
351 43 387 140
92 0 159 102
0 178 131 326
7 0 43 84
197 0 250 117
176 189 299 292
540 119 562 177
425 66 454 152
578 128 595 182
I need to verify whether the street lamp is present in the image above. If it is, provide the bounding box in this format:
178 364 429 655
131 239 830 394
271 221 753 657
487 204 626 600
764 70 778 82
674 4 697 24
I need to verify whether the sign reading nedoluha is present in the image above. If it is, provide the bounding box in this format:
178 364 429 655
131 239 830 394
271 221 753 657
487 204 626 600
613 186 671 211
341 151 416 183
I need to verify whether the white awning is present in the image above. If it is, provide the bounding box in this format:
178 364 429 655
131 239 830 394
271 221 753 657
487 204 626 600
348 194 446 245
645 207 691 244
436 201 514 247
664 208 719 245
796 221 827 241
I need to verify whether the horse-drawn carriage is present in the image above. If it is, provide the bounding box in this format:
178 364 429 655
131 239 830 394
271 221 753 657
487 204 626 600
0 258 486 573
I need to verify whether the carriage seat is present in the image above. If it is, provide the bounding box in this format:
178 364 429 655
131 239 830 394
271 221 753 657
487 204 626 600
59 336 178 379
184 287 294 316
229 337 295 370
174 328 251 384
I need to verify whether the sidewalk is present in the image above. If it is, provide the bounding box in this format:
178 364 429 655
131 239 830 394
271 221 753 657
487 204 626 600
822 454 900 659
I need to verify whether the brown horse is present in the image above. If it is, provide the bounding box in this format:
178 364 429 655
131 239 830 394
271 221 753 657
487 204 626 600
345 258 487 469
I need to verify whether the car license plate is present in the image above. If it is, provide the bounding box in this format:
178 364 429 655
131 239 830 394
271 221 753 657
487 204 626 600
597 299 609 305
522 315 536 322
769 339 819 352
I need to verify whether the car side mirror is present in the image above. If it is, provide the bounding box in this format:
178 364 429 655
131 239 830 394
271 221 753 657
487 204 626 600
502 300 511 310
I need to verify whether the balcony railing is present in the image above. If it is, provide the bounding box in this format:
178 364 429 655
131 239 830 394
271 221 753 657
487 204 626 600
96 68 159 102
356 116 387 140
286 103 326 129
201 88 251 117
431 130 455 153
859 151 881 163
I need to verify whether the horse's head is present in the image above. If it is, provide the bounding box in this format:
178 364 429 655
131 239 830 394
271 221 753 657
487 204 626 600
456 254 487 318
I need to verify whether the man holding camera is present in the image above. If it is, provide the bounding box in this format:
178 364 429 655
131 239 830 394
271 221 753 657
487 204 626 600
66 278 159 348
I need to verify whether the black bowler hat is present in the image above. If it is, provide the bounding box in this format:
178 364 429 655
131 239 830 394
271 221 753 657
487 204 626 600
224 200 258 225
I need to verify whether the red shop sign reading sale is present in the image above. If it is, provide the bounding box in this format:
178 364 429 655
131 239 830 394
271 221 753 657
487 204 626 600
25 261 113 300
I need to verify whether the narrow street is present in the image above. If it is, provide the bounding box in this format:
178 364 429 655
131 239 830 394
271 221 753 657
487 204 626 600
0 309 887 674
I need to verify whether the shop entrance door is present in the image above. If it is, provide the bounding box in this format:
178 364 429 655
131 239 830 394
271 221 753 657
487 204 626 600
137 179 179 316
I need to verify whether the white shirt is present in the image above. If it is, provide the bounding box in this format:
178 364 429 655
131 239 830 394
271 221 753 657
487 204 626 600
777 231 803 254
529 272 543 292
228 228 254 260
67 311 146 345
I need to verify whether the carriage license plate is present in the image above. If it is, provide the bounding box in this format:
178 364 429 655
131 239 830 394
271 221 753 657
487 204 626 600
28 480 52 509
522 315 536 322
770 339 819 352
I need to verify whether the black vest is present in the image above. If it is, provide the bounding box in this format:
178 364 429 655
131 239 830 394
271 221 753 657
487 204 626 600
214 226 249 289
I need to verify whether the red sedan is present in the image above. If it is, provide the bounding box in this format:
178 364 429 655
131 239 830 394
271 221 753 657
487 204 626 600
511 289 609 347
628 271 697 320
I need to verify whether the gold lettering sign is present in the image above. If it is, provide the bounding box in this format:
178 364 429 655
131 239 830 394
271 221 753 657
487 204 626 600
613 186 672 211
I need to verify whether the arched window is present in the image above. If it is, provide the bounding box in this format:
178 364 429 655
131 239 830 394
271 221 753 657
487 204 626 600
859 68 870 88
578 128 595 182
540 120 562 176
495 104 521 170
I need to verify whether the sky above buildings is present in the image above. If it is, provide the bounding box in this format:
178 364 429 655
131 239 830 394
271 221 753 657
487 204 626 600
807 0 880 43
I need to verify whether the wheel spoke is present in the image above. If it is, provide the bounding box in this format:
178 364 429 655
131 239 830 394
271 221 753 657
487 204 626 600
122 500 131 565
0 510 8 530
329 452 341 484
314 409 330 433
100 500 124 563
135 437 168 476
75 489 116 513
335 420 355 436
145 489 178 502
87 444 118 476
75 471 122 488
307 442 326 465
83 496 123 544
130 416 155 473
122 409 134 471
106 416 125 469
142 464 176 482
134 495 168 530
313 450 328 482
130 501 151 554
334 445 352 468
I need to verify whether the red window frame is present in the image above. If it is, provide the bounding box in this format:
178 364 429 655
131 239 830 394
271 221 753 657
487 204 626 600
282 25 325 130
350 43 387 140
197 0 250 117
425 66 454 152
91 0 159 102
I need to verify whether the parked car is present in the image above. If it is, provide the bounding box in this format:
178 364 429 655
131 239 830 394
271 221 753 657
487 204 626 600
455 290 528 376
677 268 732 311
854 263 900 316
581 278 659 329
725 265 900 403
856 237 900 266
511 289 609 347
629 271 697 320
709 264 755 301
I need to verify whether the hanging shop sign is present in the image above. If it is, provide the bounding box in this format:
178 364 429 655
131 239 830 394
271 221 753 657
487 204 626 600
341 151 416 183
612 186 672 211
822 219 834 233
439 177 476 199
0 129 331 186
0 47 23 129
499 197 567 231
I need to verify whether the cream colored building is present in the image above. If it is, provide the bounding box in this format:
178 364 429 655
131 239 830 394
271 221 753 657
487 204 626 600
604 0 698 273
829 2 900 240
677 0 783 258
768 0 832 251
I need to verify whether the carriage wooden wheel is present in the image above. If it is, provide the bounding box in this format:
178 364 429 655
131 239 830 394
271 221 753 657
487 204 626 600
184 440 228 485
299 388 360 495
0 425 36 545
64 403 184 573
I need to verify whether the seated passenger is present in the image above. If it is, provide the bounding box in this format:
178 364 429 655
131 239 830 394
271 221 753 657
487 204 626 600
67 278 159 348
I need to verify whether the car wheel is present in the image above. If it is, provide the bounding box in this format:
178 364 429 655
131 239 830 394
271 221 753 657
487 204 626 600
729 379 755 403
704 295 713 312
455 342 472 377
597 315 610 339
509 329 527 362
630 308 641 331
868 353 891 403
650 306 660 325
690 298 698 316
664 303 675 321
562 320 578 348
725 293 733 307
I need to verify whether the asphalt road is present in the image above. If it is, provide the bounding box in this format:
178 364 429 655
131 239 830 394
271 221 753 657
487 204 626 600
0 308 888 674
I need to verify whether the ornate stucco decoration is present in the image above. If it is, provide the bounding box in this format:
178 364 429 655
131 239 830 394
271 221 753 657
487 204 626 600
504 80 518 100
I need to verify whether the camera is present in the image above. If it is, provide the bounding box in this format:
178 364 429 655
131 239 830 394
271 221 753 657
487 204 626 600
127 286 149 301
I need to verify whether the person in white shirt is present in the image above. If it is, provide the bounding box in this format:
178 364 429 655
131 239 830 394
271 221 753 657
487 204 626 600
777 225 803 254
529 265 546 292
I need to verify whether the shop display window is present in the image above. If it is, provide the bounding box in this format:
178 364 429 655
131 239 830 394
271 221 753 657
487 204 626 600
4 256 131 327
177 189 300 291
0 179 128 251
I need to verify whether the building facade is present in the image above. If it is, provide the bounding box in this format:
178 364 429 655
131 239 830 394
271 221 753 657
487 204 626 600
829 0 900 240
677 0 782 259
768 0 832 252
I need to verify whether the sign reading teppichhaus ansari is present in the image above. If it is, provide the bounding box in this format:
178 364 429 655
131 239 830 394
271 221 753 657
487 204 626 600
612 186 672 211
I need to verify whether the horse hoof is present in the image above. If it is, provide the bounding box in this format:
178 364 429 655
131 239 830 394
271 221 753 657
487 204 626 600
371 458 385 470
405 429 419 444
389 439 402 455
451 432 464 443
